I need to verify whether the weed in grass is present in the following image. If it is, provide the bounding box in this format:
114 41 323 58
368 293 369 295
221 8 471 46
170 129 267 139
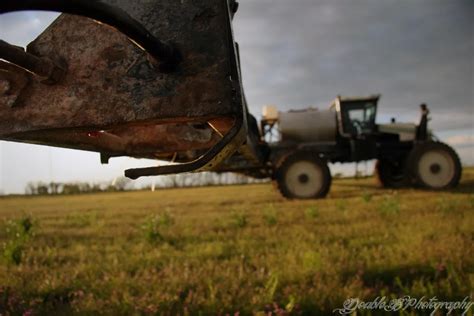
207 281 217 304
285 295 297 313
144 226 163 244
264 214 278 226
305 206 319 219
2 216 35 265
378 195 400 217
5 216 35 240
67 212 97 228
18 217 33 235
264 273 279 302
437 198 461 216
445 263 463 291
336 200 347 212
263 205 278 226
156 210 175 228
3 242 24 265
362 190 373 203
190 241 233 260
232 212 248 228
437 198 453 213
141 213 174 244
302 251 322 272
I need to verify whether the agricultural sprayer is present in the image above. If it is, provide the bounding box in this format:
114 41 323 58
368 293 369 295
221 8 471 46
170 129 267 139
0 1 461 199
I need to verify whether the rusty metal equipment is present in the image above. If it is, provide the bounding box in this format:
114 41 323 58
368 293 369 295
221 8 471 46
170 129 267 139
0 0 251 178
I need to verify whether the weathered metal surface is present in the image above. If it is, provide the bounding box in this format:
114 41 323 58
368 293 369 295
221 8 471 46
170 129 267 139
1 1 238 131
125 114 247 179
0 39 66 83
0 0 182 72
0 61 31 108
6 123 222 158
0 0 245 169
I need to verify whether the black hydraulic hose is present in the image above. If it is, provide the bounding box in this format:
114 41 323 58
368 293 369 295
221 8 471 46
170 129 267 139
0 0 181 72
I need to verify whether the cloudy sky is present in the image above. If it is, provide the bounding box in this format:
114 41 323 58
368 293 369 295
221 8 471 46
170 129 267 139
0 0 473 193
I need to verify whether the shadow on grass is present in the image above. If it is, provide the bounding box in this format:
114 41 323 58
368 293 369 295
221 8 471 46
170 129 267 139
334 181 379 189
451 179 474 194
358 264 440 289
336 178 474 196
1 287 75 316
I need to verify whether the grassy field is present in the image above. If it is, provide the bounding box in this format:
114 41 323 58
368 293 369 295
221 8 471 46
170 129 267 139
0 169 473 315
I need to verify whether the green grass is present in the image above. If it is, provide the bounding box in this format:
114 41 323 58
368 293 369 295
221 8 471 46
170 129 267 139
0 169 473 315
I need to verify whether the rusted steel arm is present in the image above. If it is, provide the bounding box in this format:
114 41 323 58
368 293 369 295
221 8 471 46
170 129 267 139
0 40 65 83
125 114 247 179
0 0 181 72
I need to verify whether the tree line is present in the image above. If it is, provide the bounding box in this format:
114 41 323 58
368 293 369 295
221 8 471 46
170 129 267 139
24 172 265 195
24 177 133 195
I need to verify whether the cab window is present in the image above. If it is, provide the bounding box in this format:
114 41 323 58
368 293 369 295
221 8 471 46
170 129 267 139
341 101 377 136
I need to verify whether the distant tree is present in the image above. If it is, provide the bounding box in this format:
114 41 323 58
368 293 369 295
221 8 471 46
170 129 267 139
49 182 61 195
62 183 81 195
25 182 38 195
91 184 103 193
113 177 133 191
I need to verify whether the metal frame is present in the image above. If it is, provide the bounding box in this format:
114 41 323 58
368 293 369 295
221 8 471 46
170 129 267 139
123 0 248 179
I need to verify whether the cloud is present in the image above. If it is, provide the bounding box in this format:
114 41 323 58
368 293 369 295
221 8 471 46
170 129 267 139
0 11 59 46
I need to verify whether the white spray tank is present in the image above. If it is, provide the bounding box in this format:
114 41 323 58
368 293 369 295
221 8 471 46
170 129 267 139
263 105 337 143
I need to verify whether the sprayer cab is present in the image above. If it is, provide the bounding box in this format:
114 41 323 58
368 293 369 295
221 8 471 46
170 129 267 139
332 96 379 137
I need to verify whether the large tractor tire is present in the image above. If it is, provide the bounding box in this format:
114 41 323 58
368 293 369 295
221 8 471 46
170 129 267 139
407 142 461 189
375 158 408 188
274 151 331 199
